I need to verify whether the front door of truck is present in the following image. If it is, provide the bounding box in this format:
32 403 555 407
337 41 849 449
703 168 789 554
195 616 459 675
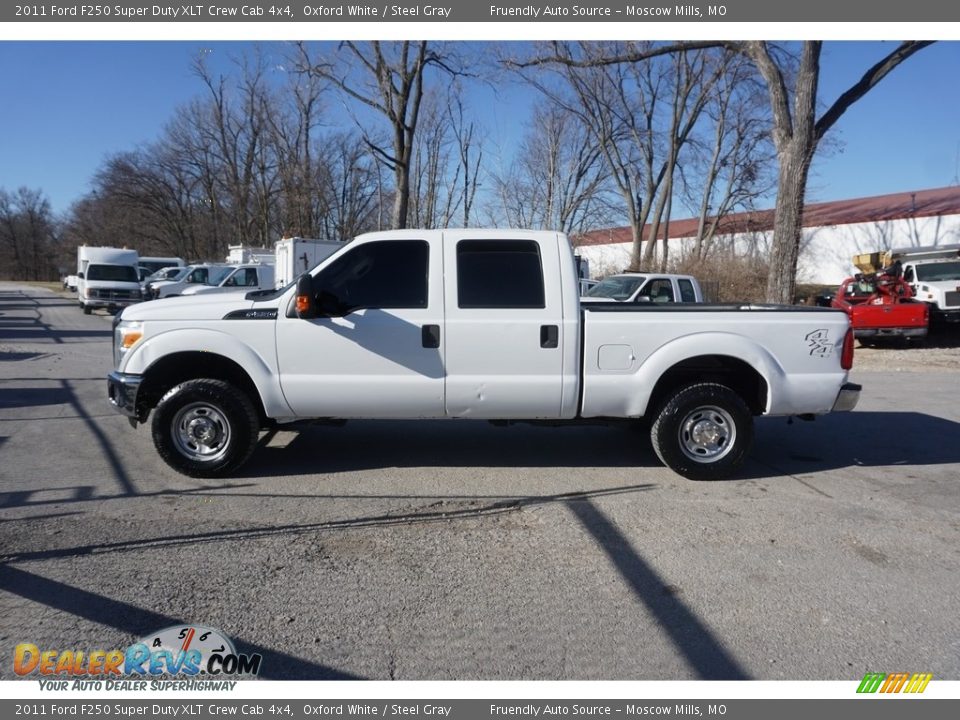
276 237 446 418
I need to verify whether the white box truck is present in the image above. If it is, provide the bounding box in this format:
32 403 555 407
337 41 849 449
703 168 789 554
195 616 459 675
76 246 142 315
274 237 343 288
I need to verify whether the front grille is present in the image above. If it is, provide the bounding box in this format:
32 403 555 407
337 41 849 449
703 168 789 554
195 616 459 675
944 291 960 308
90 289 138 300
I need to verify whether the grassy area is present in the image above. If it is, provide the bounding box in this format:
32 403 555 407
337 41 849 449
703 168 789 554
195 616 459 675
9 280 68 293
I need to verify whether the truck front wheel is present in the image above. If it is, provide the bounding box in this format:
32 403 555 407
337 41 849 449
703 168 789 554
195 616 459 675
650 383 753 481
151 379 259 478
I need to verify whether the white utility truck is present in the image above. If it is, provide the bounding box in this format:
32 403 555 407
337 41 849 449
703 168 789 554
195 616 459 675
274 237 344 288
107 230 860 480
885 244 960 324
76 246 142 315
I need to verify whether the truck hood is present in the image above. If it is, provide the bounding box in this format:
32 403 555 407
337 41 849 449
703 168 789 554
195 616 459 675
119 293 262 322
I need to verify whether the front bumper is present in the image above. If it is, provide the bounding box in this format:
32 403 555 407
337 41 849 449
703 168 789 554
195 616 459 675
831 382 862 412
84 298 139 310
930 308 960 323
107 371 142 418
854 326 927 338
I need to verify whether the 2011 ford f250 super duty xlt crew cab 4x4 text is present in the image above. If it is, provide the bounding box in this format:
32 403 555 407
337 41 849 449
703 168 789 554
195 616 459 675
107 230 860 481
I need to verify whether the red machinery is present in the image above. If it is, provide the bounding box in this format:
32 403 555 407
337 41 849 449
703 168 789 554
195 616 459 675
831 259 928 344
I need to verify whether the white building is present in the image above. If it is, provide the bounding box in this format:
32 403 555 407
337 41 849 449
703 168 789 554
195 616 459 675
574 186 960 285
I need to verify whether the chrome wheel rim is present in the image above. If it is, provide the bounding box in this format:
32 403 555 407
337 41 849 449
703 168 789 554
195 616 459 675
171 402 231 462
679 405 736 463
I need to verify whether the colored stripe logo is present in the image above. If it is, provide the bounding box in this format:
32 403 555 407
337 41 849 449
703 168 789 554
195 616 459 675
857 672 932 694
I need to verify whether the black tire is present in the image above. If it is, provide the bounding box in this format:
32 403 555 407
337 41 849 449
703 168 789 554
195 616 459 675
650 383 753 481
151 379 259 478
82 306 92 315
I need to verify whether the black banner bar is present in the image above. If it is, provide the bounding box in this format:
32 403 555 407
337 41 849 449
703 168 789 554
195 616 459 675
3 1 957 23
3 700 960 720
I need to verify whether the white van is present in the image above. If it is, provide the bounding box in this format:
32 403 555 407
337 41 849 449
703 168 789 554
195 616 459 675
76 246 142 315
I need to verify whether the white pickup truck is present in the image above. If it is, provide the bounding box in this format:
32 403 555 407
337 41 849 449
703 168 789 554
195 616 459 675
107 230 860 481
582 272 705 303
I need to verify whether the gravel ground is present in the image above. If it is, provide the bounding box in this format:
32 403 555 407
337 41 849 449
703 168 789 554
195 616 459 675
853 330 960 372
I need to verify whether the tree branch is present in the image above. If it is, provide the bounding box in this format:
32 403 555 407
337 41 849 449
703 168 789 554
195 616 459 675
815 41 935 141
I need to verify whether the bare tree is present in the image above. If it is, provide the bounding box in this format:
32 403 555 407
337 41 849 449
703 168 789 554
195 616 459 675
513 40 933 301
314 132 383 240
491 101 613 234
448 92 484 227
302 41 465 229
269 44 328 238
0 187 59 280
192 49 279 246
512 42 725 271
678 53 775 262
409 92 457 229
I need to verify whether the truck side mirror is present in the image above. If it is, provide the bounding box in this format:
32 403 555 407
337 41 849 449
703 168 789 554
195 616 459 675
77 272 84 279
294 273 317 319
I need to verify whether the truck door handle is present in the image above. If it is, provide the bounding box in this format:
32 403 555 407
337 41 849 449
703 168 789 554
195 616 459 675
422 324 441 349
540 325 558 349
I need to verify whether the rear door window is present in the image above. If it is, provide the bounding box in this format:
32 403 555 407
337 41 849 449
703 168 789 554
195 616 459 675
678 279 697 303
456 240 545 309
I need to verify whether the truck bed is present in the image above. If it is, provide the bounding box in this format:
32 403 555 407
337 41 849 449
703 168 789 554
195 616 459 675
579 302 851 419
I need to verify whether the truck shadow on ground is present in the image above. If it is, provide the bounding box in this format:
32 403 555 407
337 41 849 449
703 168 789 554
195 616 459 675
0 566 359 680
240 411 960 480
1 484 750 679
748 411 960 477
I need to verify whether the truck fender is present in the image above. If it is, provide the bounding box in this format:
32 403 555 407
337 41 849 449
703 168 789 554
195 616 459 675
122 327 294 419
583 332 786 418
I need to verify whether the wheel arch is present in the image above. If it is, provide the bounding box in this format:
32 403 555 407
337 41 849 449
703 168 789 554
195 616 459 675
647 354 769 417
136 351 267 424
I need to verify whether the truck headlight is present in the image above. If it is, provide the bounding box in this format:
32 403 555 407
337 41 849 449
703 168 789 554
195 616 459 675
113 321 143 367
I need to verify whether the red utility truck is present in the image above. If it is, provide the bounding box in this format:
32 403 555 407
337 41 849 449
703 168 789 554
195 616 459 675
831 253 928 345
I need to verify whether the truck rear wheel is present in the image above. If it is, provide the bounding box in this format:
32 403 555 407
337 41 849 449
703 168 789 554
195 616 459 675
151 379 259 478
650 383 753 481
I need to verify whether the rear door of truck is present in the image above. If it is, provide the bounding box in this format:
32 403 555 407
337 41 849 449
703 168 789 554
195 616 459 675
442 232 568 418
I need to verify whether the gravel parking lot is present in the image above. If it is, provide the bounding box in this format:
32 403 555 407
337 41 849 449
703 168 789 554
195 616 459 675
1 282 959 681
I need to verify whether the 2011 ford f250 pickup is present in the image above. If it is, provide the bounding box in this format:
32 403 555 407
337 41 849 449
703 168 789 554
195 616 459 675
107 229 860 481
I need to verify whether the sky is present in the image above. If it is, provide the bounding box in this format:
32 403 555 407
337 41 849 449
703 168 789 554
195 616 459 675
1 40 958 217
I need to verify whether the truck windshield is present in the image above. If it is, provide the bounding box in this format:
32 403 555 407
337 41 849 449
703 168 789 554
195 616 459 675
915 261 960 281
206 267 236 286
585 275 647 300
86 264 138 282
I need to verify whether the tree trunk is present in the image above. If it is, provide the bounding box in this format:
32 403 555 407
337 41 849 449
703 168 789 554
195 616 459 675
765 142 813 304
